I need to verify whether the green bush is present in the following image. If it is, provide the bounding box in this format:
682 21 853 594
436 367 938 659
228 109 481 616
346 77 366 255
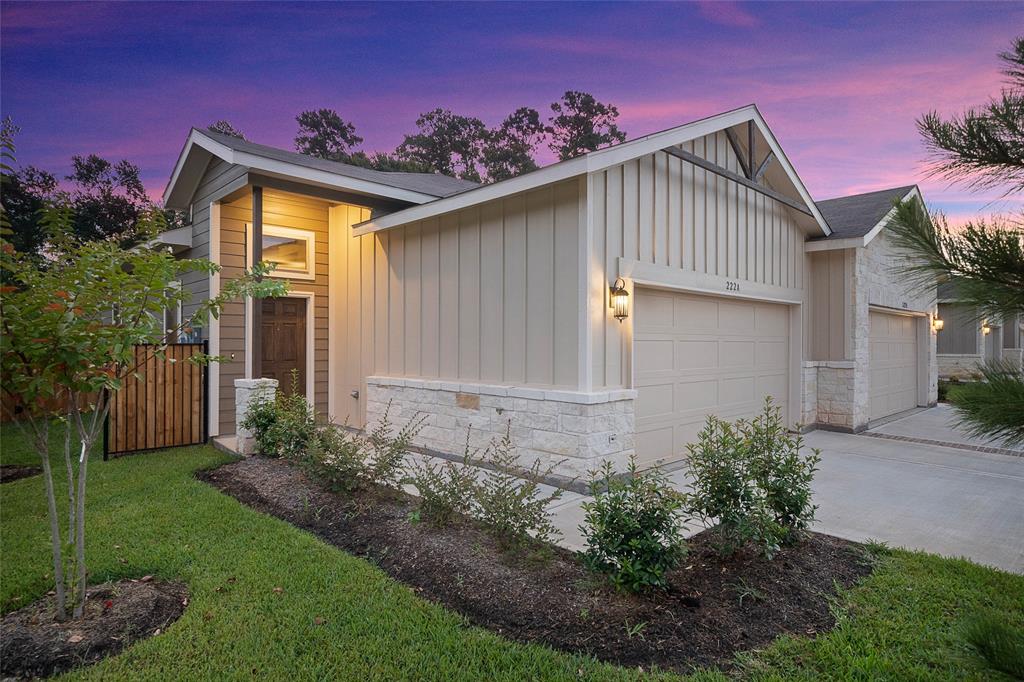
404 433 479 526
473 427 564 545
366 404 425 488
302 422 368 494
964 611 1024 678
239 373 315 459
684 398 820 558
580 457 687 592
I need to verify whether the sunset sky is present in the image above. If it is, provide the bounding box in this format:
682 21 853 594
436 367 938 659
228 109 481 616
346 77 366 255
2 1 1020 222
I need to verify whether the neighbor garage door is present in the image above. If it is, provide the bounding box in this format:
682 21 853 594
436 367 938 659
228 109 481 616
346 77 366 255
634 289 790 468
868 310 919 421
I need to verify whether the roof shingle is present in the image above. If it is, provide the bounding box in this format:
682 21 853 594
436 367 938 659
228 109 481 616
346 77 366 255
814 185 917 240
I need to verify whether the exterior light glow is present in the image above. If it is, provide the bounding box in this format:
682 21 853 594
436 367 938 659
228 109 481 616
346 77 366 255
982 322 992 336
932 317 944 332
609 278 629 323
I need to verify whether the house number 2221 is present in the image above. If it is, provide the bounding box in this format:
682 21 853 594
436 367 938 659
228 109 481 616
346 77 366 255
725 281 740 292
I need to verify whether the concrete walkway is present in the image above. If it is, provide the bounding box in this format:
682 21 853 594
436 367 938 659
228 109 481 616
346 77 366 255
867 403 1023 455
549 428 1024 574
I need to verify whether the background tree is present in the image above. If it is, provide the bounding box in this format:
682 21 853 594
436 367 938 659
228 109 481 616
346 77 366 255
886 35 1024 446
1 128 286 619
396 108 487 182
917 37 1024 193
207 120 246 140
482 107 547 181
548 90 627 160
65 153 150 242
294 108 363 161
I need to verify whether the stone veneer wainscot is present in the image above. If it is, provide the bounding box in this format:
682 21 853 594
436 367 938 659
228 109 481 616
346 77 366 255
365 377 636 479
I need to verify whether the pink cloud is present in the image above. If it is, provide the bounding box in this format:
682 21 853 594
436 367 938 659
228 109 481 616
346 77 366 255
696 1 759 28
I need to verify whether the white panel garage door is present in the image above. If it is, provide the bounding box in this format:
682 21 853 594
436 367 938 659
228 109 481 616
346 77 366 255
634 289 790 468
869 310 919 421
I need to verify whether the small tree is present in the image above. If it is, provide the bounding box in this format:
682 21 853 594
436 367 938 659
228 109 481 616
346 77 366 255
0 135 285 619
481 107 547 182
207 120 246 140
886 36 1024 445
396 108 487 182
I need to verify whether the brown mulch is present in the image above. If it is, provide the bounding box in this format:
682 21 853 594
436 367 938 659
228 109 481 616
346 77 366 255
0 579 188 680
0 465 41 484
198 457 873 674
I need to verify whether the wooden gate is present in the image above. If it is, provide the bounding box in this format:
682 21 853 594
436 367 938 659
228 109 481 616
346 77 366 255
104 342 207 458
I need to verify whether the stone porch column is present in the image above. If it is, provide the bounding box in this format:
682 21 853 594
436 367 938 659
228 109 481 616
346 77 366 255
234 377 278 455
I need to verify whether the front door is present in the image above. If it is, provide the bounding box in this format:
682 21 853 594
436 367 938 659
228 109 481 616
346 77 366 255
261 297 306 396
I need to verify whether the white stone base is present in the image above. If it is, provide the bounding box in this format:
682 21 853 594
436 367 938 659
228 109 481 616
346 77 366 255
938 354 984 380
802 361 865 431
234 378 278 455
365 377 636 480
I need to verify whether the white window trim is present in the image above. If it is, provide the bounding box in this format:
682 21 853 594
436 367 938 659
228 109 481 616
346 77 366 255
246 223 317 281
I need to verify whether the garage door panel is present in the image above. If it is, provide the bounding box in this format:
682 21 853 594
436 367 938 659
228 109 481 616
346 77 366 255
869 310 919 421
635 339 674 373
675 379 719 411
756 340 789 369
674 297 719 329
720 341 756 368
634 288 791 468
676 340 718 370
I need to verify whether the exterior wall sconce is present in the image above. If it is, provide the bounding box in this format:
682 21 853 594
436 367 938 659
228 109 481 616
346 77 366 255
932 317 944 332
982 321 992 336
609 278 629 323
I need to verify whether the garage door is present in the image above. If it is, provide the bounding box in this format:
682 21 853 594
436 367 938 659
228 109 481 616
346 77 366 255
869 310 919 420
634 289 790 468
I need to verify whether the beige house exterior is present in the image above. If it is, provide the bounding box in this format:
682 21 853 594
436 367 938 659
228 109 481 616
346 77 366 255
936 281 1024 379
162 104 938 477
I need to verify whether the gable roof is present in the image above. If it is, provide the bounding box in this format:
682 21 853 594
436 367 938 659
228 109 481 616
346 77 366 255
163 128 478 209
353 104 833 238
805 185 920 251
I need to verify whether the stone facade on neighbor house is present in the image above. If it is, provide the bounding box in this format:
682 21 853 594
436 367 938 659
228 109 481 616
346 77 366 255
366 378 636 479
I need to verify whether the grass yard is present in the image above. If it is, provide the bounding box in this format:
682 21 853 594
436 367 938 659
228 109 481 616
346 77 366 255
1 424 1022 680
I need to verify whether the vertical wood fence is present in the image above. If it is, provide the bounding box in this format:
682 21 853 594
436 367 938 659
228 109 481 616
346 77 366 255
104 342 208 458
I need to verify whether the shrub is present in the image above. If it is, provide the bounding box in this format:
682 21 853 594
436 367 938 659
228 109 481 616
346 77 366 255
473 427 564 545
964 611 1024 678
404 433 479 526
580 457 687 592
240 372 315 459
366 403 426 488
684 398 820 558
302 422 368 494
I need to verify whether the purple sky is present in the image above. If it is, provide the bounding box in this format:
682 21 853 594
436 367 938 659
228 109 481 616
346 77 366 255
2 1 1020 223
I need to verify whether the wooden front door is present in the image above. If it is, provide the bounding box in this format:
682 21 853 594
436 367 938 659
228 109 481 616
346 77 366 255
261 297 306 395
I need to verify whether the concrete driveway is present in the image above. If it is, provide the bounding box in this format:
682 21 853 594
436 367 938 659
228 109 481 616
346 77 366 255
550 420 1024 574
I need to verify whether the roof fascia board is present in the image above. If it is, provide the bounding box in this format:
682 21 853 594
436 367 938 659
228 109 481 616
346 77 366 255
354 156 589 235
164 129 438 210
861 186 920 247
804 237 864 252
356 104 832 237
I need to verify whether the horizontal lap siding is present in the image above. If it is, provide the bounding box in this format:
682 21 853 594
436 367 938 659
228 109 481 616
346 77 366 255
218 190 331 433
339 180 583 423
181 159 247 321
591 131 808 389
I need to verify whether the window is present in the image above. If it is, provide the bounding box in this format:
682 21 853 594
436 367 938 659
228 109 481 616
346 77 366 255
251 225 316 280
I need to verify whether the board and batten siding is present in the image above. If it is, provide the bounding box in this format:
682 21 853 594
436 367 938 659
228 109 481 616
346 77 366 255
217 190 331 433
588 131 809 390
808 249 853 361
333 180 583 424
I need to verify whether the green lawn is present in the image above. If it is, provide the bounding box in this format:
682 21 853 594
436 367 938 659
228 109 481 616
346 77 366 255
1 423 1021 681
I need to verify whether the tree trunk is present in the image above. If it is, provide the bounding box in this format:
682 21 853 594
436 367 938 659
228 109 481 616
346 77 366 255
34 421 68 621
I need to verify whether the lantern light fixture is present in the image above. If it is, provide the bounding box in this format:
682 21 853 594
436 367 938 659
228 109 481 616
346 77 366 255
932 316 944 332
609 278 629 323
982 321 992 336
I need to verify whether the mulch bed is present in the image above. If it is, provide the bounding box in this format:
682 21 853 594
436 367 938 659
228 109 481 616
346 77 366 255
0 579 188 680
0 465 41 484
198 457 873 674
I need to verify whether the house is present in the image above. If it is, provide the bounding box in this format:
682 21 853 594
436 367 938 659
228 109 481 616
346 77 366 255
161 104 938 477
936 280 1024 379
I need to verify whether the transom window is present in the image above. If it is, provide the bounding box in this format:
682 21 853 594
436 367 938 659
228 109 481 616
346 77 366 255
254 225 316 280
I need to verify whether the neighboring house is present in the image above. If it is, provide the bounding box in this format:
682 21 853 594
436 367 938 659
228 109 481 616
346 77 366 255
161 104 938 477
936 280 1024 379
